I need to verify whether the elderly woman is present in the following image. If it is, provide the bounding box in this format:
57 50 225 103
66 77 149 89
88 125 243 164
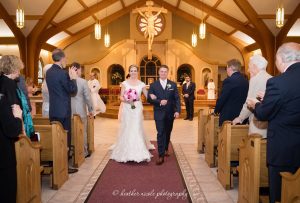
0 55 23 105
0 55 24 202
232 55 272 138
41 64 52 117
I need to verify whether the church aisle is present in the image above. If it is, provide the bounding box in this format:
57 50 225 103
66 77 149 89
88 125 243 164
42 118 237 203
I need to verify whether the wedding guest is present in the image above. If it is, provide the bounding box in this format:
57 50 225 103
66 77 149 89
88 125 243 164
247 42 300 203
0 95 23 203
0 55 24 202
26 77 37 115
71 62 94 158
207 79 215 100
182 75 195 121
232 55 272 137
46 49 78 174
88 72 106 115
0 55 34 138
214 59 248 126
0 55 23 106
41 64 52 117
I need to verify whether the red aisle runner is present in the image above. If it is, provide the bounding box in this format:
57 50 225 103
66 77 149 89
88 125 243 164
86 142 191 203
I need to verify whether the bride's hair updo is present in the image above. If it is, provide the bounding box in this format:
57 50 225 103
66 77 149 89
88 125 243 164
128 64 139 72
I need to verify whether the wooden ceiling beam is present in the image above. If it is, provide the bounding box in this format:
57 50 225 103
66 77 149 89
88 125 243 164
234 0 274 74
176 0 182 8
26 0 67 79
153 0 244 52
257 14 291 19
64 30 73 36
120 0 126 8
213 0 223 8
244 42 260 52
0 37 18 44
57 0 147 49
42 43 57 52
228 29 237 36
0 2 26 64
181 0 258 41
77 0 98 21
276 3 300 47
8 15 43 20
203 0 223 21
283 37 300 44
40 0 119 43
28 0 67 40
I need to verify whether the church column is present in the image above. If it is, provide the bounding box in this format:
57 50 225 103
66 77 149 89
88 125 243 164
0 3 26 71
25 0 67 80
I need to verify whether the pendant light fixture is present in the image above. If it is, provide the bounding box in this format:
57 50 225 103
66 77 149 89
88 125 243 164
199 0 206 39
16 0 24 29
191 7 197 47
94 0 101 40
276 2 284 28
104 8 110 47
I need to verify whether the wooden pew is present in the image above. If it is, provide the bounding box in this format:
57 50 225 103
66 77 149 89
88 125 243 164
281 168 300 203
238 135 268 203
33 115 86 167
15 135 41 203
71 114 84 167
197 109 207 153
32 115 50 125
34 122 68 189
204 113 219 167
87 116 95 154
217 121 249 189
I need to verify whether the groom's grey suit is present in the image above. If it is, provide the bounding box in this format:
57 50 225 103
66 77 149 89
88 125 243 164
147 79 181 157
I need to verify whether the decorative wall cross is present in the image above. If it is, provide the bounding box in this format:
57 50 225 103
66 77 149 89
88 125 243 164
133 1 167 59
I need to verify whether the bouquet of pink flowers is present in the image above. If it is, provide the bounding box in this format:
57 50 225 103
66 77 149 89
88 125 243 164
124 88 138 109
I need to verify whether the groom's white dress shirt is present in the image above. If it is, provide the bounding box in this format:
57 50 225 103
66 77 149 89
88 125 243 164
160 79 167 90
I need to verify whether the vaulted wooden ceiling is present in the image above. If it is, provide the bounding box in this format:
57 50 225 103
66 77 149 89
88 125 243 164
0 0 299 78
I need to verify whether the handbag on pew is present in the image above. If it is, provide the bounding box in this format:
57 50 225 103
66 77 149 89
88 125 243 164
253 116 268 129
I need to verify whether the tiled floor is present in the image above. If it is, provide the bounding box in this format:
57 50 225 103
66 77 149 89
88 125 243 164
41 117 238 203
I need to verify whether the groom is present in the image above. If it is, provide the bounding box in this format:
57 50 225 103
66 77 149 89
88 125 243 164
147 65 181 165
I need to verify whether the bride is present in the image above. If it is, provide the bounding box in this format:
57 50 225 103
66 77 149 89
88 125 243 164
110 64 155 163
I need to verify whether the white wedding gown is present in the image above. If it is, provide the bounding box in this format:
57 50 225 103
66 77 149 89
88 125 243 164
110 80 155 163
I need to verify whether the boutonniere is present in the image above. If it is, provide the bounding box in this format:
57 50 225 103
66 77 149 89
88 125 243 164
166 83 172 90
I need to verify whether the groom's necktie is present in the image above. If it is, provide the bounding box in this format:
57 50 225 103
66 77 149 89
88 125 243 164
160 79 167 90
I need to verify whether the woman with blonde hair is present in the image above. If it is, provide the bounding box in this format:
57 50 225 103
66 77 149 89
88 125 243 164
0 55 24 202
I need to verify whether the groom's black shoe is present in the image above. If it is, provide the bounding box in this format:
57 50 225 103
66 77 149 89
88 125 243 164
156 157 164 165
184 117 189 120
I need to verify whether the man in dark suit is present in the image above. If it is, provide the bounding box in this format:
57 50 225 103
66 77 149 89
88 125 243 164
182 75 195 121
214 59 248 126
147 65 181 165
46 49 78 173
247 42 300 203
